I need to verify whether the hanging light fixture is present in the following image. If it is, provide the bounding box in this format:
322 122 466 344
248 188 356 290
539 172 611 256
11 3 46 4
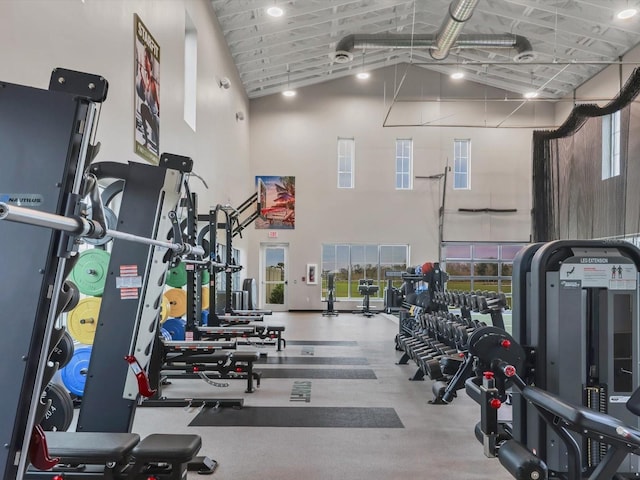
356 51 370 80
523 71 539 99
617 1 638 19
282 67 296 97
450 53 465 80
267 2 284 17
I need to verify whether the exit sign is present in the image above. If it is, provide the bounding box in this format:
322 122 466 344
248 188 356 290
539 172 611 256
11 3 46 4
268 231 278 238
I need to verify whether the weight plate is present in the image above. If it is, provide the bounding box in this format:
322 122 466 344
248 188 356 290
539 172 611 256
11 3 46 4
160 294 171 324
60 346 92 397
160 327 172 341
50 330 75 369
61 280 81 313
40 383 74 432
163 318 186 341
67 297 101 345
70 249 110 296
84 206 118 246
166 263 187 288
165 288 187 317
201 287 210 311
201 268 210 285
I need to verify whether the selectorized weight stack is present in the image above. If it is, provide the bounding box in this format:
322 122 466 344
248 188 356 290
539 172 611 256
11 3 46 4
512 240 640 476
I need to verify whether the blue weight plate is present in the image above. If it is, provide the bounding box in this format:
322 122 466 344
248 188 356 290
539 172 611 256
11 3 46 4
201 310 209 327
162 318 186 341
60 346 92 397
160 327 172 341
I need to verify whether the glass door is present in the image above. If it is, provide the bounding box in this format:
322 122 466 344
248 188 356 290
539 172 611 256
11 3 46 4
261 244 288 311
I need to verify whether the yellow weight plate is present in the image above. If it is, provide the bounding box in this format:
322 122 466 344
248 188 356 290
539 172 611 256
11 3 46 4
160 294 171 324
67 297 101 345
165 288 187 318
201 287 209 311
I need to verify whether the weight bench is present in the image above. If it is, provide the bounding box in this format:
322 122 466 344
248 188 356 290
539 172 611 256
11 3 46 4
27 431 202 479
164 349 261 393
250 324 286 351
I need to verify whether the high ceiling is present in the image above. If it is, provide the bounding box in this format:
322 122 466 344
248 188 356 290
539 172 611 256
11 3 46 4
209 0 640 100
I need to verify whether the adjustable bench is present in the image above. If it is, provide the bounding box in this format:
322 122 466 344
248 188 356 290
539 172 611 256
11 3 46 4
27 431 203 479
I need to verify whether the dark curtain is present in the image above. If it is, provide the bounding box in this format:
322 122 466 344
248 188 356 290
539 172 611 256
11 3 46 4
532 67 640 241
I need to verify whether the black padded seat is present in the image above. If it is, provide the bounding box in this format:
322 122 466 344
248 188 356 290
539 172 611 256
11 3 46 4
179 351 231 363
132 434 201 463
45 432 140 464
232 351 260 362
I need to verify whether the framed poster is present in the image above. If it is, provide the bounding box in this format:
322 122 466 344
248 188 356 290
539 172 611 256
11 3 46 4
307 264 317 285
255 176 295 229
134 14 160 164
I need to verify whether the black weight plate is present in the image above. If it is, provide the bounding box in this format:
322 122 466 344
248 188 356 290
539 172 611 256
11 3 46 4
50 330 75 369
40 383 74 432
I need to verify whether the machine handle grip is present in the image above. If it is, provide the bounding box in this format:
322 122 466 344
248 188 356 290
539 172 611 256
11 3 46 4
124 355 156 398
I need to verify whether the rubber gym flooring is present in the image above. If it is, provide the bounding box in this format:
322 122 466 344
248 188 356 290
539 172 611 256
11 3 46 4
131 311 513 480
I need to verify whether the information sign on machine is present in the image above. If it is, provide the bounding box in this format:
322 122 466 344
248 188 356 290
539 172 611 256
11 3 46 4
559 256 638 290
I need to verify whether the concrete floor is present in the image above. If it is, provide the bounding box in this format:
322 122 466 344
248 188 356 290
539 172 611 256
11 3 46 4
132 312 512 480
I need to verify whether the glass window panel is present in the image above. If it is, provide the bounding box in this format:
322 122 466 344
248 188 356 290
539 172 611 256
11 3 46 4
501 263 513 276
446 279 472 291
474 245 499 259
474 262 498 276
445 245 472 259
473 279 500 292
338 173 351 188
446 262 472 275
501 245 523 260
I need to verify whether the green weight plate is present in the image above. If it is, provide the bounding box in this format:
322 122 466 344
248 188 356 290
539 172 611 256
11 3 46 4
201 268 210 285
67 297 101 345
70 249 110 296
166 263 187 288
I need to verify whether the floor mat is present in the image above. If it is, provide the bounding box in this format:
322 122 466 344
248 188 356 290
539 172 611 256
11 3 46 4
260 368 376 379
258 357 368 365
189 406 404 428
287 341 358 346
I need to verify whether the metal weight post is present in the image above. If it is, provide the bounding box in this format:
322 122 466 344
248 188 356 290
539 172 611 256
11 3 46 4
0 69 107 480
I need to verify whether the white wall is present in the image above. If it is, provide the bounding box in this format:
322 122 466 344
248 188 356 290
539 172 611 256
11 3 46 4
248 66 554 310
555 43 640 122
0 0 252 273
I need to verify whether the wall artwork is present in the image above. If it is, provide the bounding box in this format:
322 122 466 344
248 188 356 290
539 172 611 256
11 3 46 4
306 264 317 285
255 176 295 229
134 14 160 164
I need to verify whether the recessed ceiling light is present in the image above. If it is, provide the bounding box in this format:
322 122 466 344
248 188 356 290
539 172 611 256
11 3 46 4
356 72 370 80
267 6 284 17
450 71 465 80
282 89 296 97
524 91 539 99
617 7 638 19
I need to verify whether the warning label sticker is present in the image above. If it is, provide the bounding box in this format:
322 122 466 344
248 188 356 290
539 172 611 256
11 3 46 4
117 265 141 299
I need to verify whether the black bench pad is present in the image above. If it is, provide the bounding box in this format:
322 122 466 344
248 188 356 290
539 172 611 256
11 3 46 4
254 324 285 332
133 434 201 463
46 432 140 464
232 352 260 362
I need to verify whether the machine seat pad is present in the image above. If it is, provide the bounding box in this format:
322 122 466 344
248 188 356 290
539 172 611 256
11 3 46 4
231 351 260 362
133 434 201 463
46 432 140 464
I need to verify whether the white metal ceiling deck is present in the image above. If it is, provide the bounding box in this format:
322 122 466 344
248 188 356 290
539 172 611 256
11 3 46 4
210 0 640 100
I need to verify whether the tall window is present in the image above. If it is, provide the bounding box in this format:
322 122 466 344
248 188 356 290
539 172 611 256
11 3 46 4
443 242 525 305
602 110 621 179
453 139 470 189
184 11 197 131
396 139 413 190
337 138 354 189
321 244 409 299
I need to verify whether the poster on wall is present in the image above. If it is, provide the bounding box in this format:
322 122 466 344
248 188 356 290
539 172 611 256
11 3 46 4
133 14 160 165
255 176 295 229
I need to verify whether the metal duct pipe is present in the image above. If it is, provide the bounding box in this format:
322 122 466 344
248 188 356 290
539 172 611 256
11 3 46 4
431 0 479 60
333 33 535 63
333 0 535 63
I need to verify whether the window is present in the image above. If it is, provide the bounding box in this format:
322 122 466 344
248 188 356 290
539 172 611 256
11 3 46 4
602 111 621 179
321 244 409 299
396 139 413 189
337 138 354 188
442 242 526 305
453 139 470 189
184 11 197 130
